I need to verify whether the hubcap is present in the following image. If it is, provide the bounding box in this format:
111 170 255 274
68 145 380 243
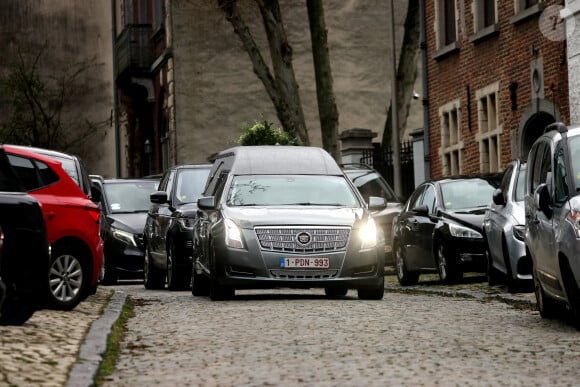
49 254 82 302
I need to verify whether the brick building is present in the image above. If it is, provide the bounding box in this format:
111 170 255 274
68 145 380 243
423 0 570 179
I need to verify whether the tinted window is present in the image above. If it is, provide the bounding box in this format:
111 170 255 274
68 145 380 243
104 180 159 213
440 179 496 210
406 185 425 211
174 168 211 204
7 155 40 190
36 160 59 186
421 185 436 214
555 148 568 203
345 170 398 202
514 166 527 202
227 175 358 207
569 136 580 193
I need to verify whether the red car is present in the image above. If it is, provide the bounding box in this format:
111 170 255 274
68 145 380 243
3 145 103 310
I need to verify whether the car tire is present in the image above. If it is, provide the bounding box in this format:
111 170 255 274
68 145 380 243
486 246 501 286
99 255 118 286
46 243 90 311
191 261 209 296
0 292 35 326
436 243 461 284
167 242 184 291
560 259 580 330
144 244 165 290
208 243 234 301
502 237 518 293
357 276 384 300
324 287 348 297
395 242 419 286
533 266 559 320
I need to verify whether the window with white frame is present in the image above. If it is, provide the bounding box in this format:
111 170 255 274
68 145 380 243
439 100 463 176
476 83 502 173
474 0 497 32
435 0 458 49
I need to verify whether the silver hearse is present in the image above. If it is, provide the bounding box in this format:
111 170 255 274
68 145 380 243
191 145 386 301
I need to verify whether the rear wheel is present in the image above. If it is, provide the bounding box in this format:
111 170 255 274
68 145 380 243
560 260 580 330
486 246 501 286
502 237 518 293
0 288 35 326
46 244 89 311
167 242 184 291
144 244 165 290
533 266 559 319
358 276 384 300
99 255 118 286
395 242 419 286
325 287 348 297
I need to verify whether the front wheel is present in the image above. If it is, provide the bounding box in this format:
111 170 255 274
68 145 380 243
325 287 348 297
167 242 187 291
486 247 501 286
144 244 165 290
208 244 234 301
436 243 461 284
533 266 559 319
0 290 35 326
99 255 118 286
46 244 89 311
395 242 419 286
358 276 384 300
191 261 209 296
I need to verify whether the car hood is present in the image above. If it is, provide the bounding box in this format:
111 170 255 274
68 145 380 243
223 206 367 228
441 208 487 233
107 212 148 234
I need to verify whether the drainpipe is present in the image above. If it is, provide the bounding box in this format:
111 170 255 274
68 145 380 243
420 0 431 181
111 0 121 177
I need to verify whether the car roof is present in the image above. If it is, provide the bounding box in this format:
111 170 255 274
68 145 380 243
4 144 77 161
102 178 159 184
424 173 504 186
213 146 343 175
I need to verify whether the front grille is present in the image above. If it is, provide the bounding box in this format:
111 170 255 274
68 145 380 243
270 269 338 279
255 227 350 253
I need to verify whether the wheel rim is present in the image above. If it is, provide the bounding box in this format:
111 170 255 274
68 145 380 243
438 245 447 280
49 254 82 302
144 246 150 281
396 245 405 280
167 246 174 285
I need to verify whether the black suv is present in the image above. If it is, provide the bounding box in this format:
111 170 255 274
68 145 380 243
342 164 403 265
0 146 50 325
143 164 211 290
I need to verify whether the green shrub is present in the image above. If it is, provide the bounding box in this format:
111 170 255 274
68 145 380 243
238 120 301 146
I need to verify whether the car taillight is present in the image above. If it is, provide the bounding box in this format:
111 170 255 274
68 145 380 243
85 203 101 224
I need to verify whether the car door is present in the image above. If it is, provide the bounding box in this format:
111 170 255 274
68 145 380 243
148 169 175 263
413 184 438 270
397 185 426 270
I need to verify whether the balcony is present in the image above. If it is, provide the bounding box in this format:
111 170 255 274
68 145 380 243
115 24 153 80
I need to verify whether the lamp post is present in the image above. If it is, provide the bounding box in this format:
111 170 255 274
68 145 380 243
389 0 402 198
144 139 152 176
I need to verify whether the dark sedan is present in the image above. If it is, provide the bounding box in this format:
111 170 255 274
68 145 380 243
143 164 211 290
92 177 159 285
392 175 501 285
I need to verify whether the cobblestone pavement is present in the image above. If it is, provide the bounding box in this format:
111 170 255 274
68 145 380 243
0 287 113 387
101 278 580 387
1 274 578 387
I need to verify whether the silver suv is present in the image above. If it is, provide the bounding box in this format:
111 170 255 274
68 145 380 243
525 123 580 329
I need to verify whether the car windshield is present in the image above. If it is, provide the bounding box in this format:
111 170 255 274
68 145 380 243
440 179 497 210
345 170 398 202
227 175 359 207
175 168 210 204
104 180 159 213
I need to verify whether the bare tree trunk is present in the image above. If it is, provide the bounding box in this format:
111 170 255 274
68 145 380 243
382 0 421 148
306 0 339 160
218 0 309 145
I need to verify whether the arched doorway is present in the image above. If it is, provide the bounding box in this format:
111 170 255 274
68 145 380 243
518 98 560 160
521 112 555 158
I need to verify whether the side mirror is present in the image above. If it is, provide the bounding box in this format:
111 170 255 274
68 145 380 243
412 204 429 216
368 196 387 211
150 191 168 204
534 183 552 217
492 188 505 206
90 186 102 204
197 196 216 210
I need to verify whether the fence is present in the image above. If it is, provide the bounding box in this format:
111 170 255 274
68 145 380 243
361 142 415 200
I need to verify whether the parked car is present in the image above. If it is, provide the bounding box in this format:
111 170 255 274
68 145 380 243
392 174 501 285
91 177 159 285
483 160 531 291
3 145 103 310
342 164 403 266
525 122 580 329
143 164 212 290
0 147 51 325
191 146 387 301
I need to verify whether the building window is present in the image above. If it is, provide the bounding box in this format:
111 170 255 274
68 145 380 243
153 0 163 31
511 0 542 24
439 100 463 176
436 0 457 48
515 0 539 13
476 83 502 173
474 0 497 32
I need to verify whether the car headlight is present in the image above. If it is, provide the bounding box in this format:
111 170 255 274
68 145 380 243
566 209 580 238
512 225 525 241
177 217 195 231
448 223 482 239
360 217 377 249
224 218 244 249
112 227 138 247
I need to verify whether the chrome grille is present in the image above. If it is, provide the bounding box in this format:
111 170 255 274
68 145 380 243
255 227 350 253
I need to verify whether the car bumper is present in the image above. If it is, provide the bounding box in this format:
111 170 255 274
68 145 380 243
447 237 487 271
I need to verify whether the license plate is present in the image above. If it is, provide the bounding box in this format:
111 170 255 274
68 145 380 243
280 257 330 268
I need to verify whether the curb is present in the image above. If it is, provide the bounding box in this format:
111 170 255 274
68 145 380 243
66 290 127 387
